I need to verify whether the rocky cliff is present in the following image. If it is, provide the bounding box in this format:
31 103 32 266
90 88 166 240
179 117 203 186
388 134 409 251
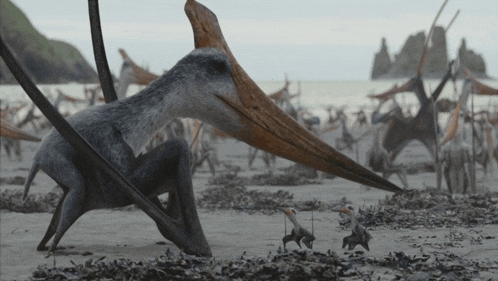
371 26 488 79
0 0 98 84
371 38 392 79
458 38 487 78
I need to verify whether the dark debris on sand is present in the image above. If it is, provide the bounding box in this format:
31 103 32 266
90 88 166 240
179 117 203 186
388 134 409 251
0 189 60 213
280 163 336 180
0 176 27 185
200 165 332 214
31 248 498 280
354 189 498 229
208 165 322 187
197 185 294 214
197 184 349 214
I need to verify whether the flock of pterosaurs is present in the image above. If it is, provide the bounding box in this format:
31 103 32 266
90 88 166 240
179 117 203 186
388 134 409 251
1 0 497 256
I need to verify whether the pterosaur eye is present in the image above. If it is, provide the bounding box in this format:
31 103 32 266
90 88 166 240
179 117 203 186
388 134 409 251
291 208 297 215
348 205 354 211
206 59 229 75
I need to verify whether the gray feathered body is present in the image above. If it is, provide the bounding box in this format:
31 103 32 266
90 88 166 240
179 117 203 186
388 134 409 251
31 88 176 208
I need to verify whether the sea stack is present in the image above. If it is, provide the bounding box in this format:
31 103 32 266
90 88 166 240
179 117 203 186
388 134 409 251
458 38 488 78
371 38 392 79
371 26 489 79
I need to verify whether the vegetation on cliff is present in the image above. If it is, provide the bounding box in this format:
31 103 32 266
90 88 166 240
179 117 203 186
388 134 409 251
0 0 98 84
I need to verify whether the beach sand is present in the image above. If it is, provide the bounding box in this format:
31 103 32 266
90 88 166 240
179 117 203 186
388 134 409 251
1 127 498 280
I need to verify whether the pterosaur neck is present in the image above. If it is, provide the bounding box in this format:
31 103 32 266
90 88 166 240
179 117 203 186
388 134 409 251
288 216 301 232
350 215 359 228
113 77 181 156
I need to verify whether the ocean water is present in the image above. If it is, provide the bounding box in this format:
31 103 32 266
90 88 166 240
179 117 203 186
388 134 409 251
2 79 498 124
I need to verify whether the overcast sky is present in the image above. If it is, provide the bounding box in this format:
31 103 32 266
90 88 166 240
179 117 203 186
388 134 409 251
10 0 498 81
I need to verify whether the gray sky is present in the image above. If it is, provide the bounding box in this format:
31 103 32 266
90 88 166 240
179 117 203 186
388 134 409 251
10 0 498 81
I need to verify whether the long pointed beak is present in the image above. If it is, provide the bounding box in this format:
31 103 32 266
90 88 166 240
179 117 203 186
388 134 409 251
0 119 41 142
185 1 401 193
340 208 350 215
278 208 294 216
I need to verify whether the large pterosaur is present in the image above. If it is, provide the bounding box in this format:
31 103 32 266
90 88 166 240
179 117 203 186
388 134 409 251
0 0 401 257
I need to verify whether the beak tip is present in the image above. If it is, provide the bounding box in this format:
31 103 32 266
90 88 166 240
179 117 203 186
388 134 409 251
376 181 404 193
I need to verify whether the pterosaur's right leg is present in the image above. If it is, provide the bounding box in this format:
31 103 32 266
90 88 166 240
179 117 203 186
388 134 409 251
129 140 195 230
128 139 210 255
37 192 67 251
206 156 216 176
149 195 182 240
36 153 87 252
248 146 258 169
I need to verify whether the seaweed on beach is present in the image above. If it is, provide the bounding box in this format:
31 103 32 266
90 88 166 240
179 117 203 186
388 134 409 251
280 164 319 179
249 173 321 186
353 189 498 229
207 172 249 187
208 172 320 187
280 163 337 180
31 248 498 280
197 185 294 213
198 182 347 213
0 176 27 185
0 189 60 213
208 164 322 188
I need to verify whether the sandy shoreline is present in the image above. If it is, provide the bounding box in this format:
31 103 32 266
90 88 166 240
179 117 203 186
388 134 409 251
2 130 498 280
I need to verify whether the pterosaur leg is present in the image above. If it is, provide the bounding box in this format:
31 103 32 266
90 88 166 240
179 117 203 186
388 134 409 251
163 194 181 221
128 139 209 251
37 192 67 251
248 146 258 169
149 196 183 239
36 154 87 252
206 156 216 176
50 187 86 252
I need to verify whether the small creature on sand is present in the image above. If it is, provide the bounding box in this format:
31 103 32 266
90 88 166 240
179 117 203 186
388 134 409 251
340 204 372 251
279 207 315 249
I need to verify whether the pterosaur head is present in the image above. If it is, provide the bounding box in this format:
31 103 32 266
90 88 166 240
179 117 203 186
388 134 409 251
279 207 297 218
278 207 299 225
340 204 356 219
180 0 401 193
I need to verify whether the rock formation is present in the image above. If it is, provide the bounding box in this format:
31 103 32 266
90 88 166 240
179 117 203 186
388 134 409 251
371 26 488 79
458 38 487 78
423 26 448 76
387 30 427 78
0 0 98 84
371 38 392 79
